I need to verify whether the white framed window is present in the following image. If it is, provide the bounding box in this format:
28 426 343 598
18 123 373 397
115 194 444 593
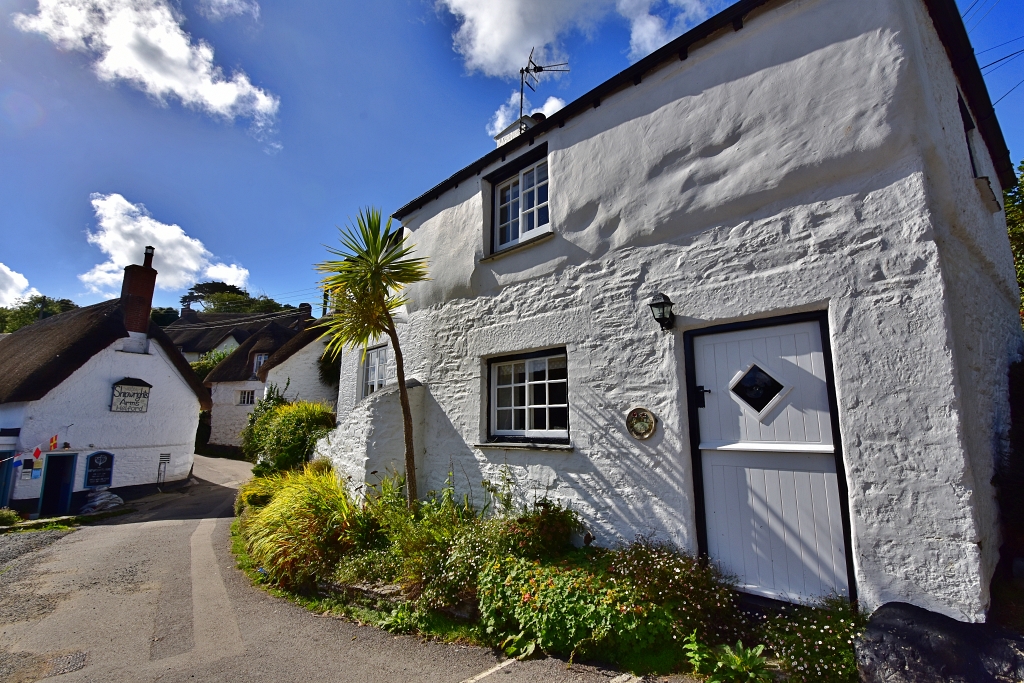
253 353 269 373
490 351 568 440
238 390 255 405
363 345 394 398
495 159 550 251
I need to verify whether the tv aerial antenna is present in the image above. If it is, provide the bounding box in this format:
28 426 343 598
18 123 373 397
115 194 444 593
519 48 569 131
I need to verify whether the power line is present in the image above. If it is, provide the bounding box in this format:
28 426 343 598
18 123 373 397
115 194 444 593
976 34 1024 55
961 0 984 16
984 51 1024 76
166 310 313 331
968 0 1004 33
963 0 993 23
993 74 1024 105
981 48 1024 70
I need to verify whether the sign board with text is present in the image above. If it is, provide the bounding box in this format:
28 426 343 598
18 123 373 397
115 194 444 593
111 378 152 413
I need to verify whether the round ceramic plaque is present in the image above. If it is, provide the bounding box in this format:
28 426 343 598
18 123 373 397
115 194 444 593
626 408 656 440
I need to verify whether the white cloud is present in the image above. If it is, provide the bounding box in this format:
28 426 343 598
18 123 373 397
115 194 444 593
13 0 278 130
198 0 259 21
487 89 565 136
437 0 722 78
79 193 249 295
0 264 40 306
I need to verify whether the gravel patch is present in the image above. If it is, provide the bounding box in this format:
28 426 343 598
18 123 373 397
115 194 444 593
0 530 74 569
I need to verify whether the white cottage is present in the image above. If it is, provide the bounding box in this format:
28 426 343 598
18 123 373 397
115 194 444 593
318 0 1020 623
0 248 210 516
256 326 339 407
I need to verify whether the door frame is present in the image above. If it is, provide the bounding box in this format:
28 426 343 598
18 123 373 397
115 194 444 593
38 453 78 517
682 310 857 603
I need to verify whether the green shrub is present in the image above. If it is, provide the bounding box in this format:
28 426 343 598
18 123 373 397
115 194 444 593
234 472 286 516
707 641 773 683
189 348 231 381
0 508 21 526
240 383 288 463
761 595 865 683
242 465 370 588
243 393 336 475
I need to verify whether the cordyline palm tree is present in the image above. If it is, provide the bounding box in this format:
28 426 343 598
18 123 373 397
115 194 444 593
316 207 428 507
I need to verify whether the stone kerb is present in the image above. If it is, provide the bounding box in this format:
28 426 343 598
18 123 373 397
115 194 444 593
315 379 426 498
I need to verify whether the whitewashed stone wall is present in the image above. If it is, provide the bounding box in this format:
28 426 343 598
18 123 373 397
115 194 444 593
209 380 264 446
8 336 201 498
318 0 1021 622
265 339 338 407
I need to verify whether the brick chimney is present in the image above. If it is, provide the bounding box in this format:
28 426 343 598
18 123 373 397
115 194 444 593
121 246 158 334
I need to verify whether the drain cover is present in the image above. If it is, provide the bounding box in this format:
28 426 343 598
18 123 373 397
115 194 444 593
44 651 87 677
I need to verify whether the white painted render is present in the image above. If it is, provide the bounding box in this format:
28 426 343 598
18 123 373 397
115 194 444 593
209 380 264 447
265 339 338 407
317 0 1021 622
5 336 201 499
180 337 241 364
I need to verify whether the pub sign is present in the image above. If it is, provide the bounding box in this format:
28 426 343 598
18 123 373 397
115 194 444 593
111 378 152 413
85 452 114 487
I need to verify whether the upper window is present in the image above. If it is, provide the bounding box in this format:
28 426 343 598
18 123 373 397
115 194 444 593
363 345 394 398
495 160 550 251
253 353 269 373
490 351 568 440
238 390 255 405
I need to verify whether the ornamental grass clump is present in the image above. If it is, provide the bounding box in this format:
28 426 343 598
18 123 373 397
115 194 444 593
242 464 374 589
761 595 865 683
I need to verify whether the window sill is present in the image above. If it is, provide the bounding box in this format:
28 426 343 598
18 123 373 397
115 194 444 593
474 442 574 452
481 230 555 262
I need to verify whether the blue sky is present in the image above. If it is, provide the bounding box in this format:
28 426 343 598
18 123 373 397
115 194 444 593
0 0 1021 310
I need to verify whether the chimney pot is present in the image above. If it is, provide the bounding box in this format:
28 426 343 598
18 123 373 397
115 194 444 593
143 245 155 268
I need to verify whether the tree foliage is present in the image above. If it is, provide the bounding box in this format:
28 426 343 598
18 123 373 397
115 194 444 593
180 281 289 313
150 306 180 326
0 295 78 333
189 348 232 381
316 207 428 505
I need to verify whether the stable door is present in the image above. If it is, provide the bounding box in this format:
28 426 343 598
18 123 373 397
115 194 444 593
690 318 850 604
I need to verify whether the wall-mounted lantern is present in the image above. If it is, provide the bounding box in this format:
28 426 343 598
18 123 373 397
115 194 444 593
648 293 675 330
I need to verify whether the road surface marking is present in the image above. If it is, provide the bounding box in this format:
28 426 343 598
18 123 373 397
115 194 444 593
190 504 244 660
459 658 516 682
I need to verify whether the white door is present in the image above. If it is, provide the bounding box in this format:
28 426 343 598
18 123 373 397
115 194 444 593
693 320 849 604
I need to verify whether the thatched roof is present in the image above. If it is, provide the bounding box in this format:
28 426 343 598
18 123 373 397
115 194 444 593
164 308 309 356
204 321 299 384
0 300 211 409
256 325 329 382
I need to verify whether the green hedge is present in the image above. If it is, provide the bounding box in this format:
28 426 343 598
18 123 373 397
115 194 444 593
241 390 335 475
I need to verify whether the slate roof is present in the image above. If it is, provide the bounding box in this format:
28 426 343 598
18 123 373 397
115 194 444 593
204 321 301 384
0 299 211 409
163 308 309 356
256 325 329 382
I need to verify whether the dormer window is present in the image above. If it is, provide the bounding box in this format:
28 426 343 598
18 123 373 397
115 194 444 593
253 353 269 373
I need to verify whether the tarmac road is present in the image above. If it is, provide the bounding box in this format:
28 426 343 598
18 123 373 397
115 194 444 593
0 456 628 683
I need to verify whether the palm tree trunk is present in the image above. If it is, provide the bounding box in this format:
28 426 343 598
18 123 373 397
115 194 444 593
385 320 418 507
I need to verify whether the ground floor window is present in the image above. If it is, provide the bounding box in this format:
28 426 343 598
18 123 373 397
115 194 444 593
363 345 394 398
238 390 255 405
489 349 568 441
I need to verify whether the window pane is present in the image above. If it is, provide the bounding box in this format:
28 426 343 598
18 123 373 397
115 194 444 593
523 169 534 189
511 219 519 240
514 409 526 430
511 183 519 200
530 383 546 405
501 185 511 203
548 356 567 380
537 183 548 204
497 410 512 430
514 363 526 384
531 407 547 429
514 385 526 406
549 381 567 405
500 225 510 244
537 206 549 227
499 205 509 224
498 364 512 385
549 407 569 430
537 162 547 182
525 212 534 232
524 190 534 210
497 387 513 408
530 359 546 381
